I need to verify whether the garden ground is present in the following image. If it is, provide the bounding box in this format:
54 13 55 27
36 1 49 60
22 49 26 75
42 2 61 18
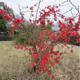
0 41 80 80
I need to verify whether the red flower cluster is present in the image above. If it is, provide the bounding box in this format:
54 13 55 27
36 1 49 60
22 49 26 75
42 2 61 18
3 13 12 21
32 52 39 60
0 9 4 14
13 18 24 24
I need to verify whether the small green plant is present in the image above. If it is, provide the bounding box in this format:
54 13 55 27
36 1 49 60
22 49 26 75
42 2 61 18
14 24 43 46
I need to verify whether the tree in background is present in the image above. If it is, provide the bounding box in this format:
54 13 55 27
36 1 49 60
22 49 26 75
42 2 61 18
0 2 14 31
0 2 15 38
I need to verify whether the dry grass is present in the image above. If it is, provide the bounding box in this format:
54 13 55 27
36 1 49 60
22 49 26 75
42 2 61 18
0 41 80 80
53 44 80 80
0 41 30 80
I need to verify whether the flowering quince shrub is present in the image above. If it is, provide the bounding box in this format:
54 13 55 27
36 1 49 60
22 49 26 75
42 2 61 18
1 2 80 80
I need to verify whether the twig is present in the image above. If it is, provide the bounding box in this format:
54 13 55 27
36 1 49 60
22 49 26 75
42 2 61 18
35 0 42 20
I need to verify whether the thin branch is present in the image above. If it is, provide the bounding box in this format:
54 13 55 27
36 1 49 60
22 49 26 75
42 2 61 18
35 0 42 20
18 5 24 19
68 0 80 14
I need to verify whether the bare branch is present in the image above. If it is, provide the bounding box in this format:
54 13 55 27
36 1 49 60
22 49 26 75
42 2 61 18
68 0 80 14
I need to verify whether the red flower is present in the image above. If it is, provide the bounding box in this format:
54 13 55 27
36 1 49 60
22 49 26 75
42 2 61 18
39 60 44 66
75 25 79 31
71 31 78 37
39 61 47 72
49 7 55 12
14 18 24 24
41 65 47 72
11 23 20 31
14 45 24 50
3 14 12 21
36 69 41 76
0 9 4 15
32 52 38 60
54 56 60 63
41 55 48 64
40 18 45 27
31 62 35 68
59 21 66 28
76 38 80 43
65 38 70 43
